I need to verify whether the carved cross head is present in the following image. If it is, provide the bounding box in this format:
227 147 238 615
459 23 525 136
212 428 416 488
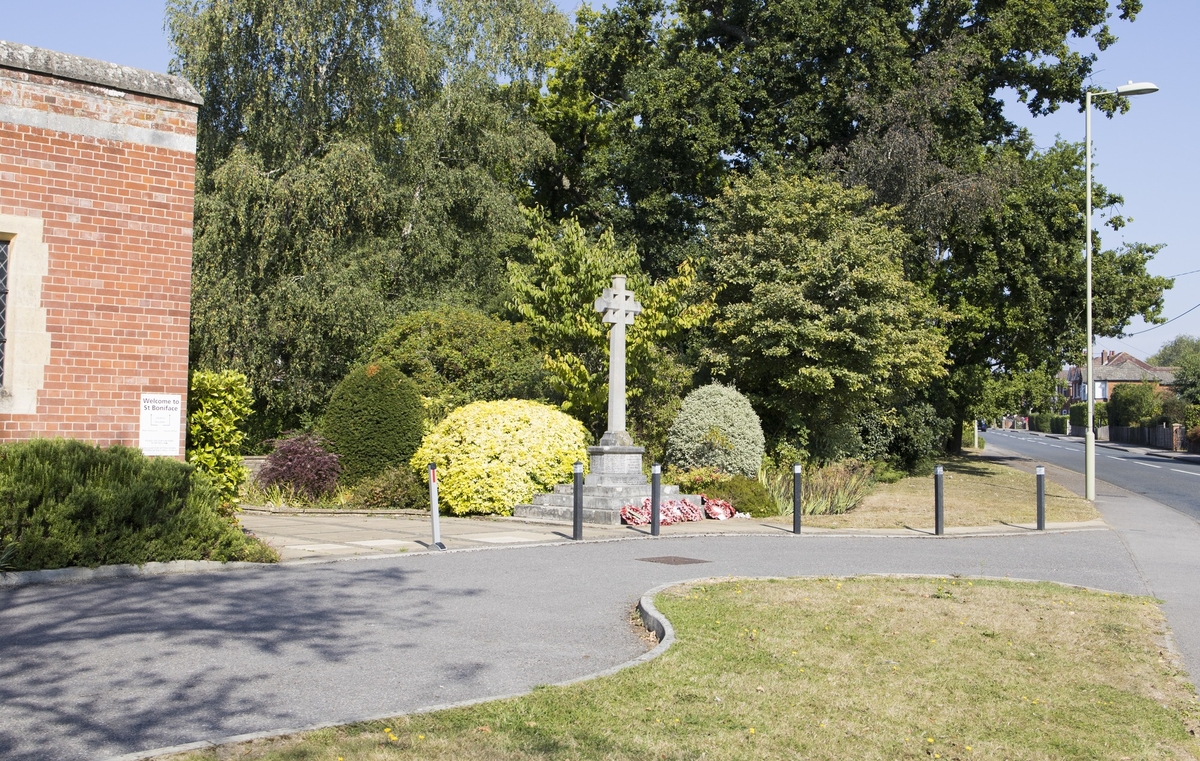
593 274 642 325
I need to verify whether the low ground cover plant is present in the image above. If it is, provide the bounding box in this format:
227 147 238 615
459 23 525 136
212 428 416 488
699 474 776 518
350 465 428 510
169 577 1200 760
411 399 589 515
0 439 276 571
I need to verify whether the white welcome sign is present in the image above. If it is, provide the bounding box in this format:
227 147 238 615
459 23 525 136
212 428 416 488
139 393 182 456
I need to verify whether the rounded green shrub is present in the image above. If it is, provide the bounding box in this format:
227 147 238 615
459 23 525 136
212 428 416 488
665 383 765 477
410 399 590 516
367 307 550 423
319 363 425 485
702 475 777 518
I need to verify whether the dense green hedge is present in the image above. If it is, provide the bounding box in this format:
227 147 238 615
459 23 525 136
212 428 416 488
1069 402 1108 428
1050 416 1068 434
320 363 424 485
0 439 276 571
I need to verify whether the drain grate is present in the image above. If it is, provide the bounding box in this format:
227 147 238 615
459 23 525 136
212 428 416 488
637 556 710 565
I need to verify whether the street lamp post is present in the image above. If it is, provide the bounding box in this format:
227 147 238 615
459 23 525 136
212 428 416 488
1084 81 1158 502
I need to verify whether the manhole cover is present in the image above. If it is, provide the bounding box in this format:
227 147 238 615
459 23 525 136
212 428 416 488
637 556 710 565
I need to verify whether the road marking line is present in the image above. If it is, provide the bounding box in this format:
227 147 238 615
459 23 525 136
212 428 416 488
1135 462 1162 469
1107 456 1126 460
1170 468 1200 477
1050 444 1062 448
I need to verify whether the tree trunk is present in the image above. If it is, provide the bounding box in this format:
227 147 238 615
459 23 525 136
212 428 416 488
948 415 965 454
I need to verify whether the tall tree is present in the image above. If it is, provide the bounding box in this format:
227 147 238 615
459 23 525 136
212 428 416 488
702 169 949 460
531 0 1146 276
170 0 568 439
1149 335 1200 367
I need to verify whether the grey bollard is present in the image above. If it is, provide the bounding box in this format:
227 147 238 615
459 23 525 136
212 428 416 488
793 463 802 535
651 463 661 536
428 463 446 550
934 464 944 536
572 461 584 541
1036 465 1046 531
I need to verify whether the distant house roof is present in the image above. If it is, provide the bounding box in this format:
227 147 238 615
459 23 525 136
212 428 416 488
1092 351 1176 384
0 40 202 105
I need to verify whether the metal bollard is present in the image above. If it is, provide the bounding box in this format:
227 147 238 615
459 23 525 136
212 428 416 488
934 464 944 536
428 463 446 550
1036 465 1046 531
651 463 661 537
573 461 584 541
793 463 803 535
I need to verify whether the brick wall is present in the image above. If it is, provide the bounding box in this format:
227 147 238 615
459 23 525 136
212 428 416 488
0 50 199 455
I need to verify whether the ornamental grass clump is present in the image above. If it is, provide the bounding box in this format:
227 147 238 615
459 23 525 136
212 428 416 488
802 459 876 515
257 434 341 501
411 400 590 515
320 363 425 485
666 384 765 477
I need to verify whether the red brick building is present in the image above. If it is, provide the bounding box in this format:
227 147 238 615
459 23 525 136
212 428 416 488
0 41 201 456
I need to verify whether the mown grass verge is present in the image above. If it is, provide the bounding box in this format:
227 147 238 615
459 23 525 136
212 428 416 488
802 455 1098 529
166 576 1198 760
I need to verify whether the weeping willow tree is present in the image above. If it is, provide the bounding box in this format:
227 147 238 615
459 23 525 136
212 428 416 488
169 0 568 439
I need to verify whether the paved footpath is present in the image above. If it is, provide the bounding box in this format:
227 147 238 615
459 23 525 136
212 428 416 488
1 460 1196 760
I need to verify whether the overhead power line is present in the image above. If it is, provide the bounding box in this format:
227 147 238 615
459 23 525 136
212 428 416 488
1123 300 1200 336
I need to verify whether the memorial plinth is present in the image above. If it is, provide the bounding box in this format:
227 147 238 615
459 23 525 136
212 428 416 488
514 275 700 524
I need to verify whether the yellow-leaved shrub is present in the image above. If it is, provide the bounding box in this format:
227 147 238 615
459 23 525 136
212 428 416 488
410 400 590 515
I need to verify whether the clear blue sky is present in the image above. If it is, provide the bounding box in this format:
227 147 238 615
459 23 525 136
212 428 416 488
5 1 1196 361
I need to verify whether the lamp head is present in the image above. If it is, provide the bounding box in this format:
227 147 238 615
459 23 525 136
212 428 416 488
1116 81 1159 96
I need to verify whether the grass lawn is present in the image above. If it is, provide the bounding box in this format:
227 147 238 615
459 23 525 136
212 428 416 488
166 577 1199 760
802 454 1099 530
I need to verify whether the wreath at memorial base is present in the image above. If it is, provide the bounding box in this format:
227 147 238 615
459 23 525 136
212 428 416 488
620 497 703 526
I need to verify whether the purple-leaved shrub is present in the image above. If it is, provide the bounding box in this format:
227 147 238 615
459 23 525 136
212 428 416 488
258 434 341 500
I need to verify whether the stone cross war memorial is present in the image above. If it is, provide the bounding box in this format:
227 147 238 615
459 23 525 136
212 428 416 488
515 275 700 524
